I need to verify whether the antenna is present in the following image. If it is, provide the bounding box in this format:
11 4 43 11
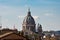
13 24 16 30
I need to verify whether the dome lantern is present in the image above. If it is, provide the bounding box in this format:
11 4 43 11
27 8 31 16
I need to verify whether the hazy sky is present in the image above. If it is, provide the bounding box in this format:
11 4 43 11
0 0 60 31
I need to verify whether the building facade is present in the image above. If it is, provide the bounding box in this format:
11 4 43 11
22 9 43 40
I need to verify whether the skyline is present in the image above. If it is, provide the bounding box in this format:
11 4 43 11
0 0 60 31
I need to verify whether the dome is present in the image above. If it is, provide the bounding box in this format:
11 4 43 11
23 9 35 24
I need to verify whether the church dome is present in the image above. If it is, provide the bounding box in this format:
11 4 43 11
23 9 35 24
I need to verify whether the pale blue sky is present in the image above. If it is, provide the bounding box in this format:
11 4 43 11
0 0 60 31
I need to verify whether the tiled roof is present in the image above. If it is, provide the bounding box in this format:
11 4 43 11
0 28 17 35
0 32 13 38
